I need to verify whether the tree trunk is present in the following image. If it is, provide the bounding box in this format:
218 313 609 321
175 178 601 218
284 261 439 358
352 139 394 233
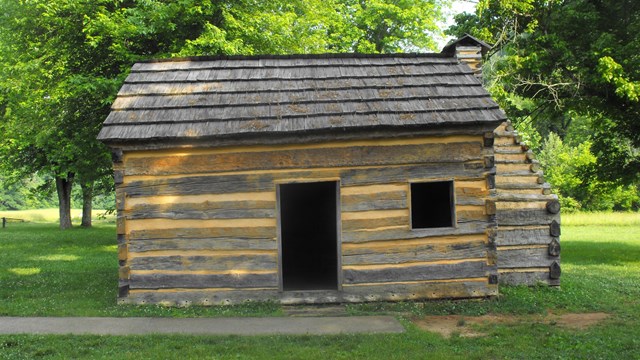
81 181 93 228
56 173 74 230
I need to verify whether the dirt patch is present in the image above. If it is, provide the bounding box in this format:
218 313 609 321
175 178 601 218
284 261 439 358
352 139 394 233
553 312 610 329
412 312 611 338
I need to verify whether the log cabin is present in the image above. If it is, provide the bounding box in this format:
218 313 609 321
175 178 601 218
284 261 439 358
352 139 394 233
98 36 560 305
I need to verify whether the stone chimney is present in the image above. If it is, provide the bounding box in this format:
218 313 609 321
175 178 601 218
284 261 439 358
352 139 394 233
441 34 491 79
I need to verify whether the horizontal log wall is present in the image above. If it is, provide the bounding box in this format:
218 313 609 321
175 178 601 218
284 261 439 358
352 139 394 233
117 134 497 305
494 122 561 286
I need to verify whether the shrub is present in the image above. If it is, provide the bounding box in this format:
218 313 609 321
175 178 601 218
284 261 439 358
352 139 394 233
538 132 640 211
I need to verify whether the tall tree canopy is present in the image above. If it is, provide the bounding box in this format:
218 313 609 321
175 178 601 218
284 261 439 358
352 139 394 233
448 0 639 209
0 0 450 228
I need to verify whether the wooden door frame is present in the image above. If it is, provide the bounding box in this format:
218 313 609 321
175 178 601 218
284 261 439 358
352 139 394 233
275 180 342 292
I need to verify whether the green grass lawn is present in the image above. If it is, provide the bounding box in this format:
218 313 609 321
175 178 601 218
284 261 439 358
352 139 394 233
0 212 639 359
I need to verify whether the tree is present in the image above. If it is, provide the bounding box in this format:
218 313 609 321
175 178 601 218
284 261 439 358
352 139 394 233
0 0 120 228
447 0 640 195
331 0 449 53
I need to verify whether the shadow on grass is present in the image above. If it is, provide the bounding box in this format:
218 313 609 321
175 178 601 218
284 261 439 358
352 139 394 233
562 240 640 266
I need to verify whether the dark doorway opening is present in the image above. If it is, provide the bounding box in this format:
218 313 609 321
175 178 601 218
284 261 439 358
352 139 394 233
279 181 338 291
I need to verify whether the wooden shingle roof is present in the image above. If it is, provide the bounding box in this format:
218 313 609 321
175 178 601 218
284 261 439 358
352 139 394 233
98 53 506 144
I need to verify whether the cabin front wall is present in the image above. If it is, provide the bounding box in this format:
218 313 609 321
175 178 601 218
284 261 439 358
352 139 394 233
114 134 498 305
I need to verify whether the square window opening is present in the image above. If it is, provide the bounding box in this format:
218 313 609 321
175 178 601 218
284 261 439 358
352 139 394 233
411 181 454 229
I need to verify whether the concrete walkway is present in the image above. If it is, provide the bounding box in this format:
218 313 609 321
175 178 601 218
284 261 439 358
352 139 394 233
0 316 404 336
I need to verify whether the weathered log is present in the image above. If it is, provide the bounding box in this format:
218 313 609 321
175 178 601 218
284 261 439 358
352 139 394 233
494 148 522 155
118 244 128 261
498 271 560 286
549 261 561 279
341 280 497 301
483 132 494 147
342 221 488 243
341 191 407 212
111 148 124 163
546 200 561 214
497 247 559 268
487 228 496 244
119 266 130 280
495 193 558 202
341 163 487 187
342 215 408 232
130 272 278 289
129 200 275 217
548 238 561 256
131 254 277 272
343 260 491 284
496 182 546 190
494 136 517 147
456 196 486 206
125 141 484 176
115 189 125 212
342 239 487 265
129 226 277 241
495 227 553 246
112 125 499 152
116 214 126 235
485 200 497 215
456 206 488 224
126 208 275 220
486 174 496 189
123 163 487 198
525 150 536 161
493 130 515 138
495 154 528 164
121 280 497 305
530 161 541 172
118 284 130 298
550 220 561 237
496 208 560 226
484 155 495 169
122 288 280 305
114 170 124 185
128 238 277 252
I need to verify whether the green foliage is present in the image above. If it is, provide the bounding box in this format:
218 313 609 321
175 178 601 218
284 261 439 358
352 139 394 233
83 0 450 57
596 56 640 102
512 119 542 152
538 133 639 211
0 0 121 226
0 176 58 211
538 132 595 211
338 0 449 53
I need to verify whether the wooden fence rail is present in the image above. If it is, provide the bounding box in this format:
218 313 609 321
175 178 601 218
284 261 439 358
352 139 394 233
2 217 25 228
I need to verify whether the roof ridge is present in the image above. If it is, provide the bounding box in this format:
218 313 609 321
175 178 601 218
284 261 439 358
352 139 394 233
139 52 454 63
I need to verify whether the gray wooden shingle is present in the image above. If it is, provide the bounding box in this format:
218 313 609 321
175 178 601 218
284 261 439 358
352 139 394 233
98 53 506 143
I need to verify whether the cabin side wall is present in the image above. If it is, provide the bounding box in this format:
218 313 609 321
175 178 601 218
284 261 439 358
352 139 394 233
114 134 498 305
493 122 561 286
